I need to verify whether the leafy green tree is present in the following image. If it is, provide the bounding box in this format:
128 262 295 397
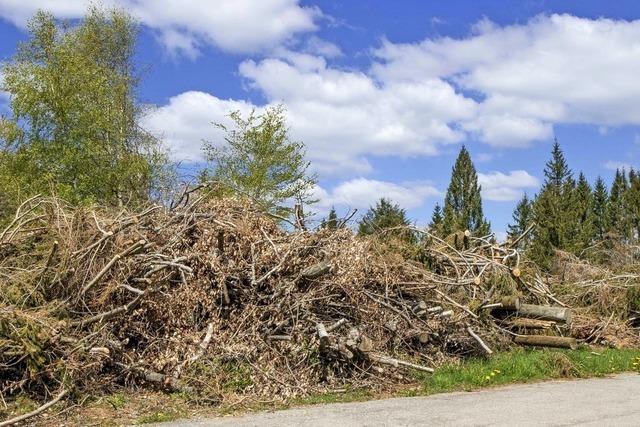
428 203 444 236
592 176 609 241
507 193 533 248
442 146 490 236
358 198 413 240
0 7 170 209
530 141 577 265
203 105 316 217
607 169 632 240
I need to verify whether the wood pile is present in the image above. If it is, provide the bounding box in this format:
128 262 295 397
0 189 636 422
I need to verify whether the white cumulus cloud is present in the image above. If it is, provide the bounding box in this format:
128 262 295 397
478 170 540 202
140 91 257 163
604 160 634 171
312 178 440 216
373 14 640 147
0 0 320 55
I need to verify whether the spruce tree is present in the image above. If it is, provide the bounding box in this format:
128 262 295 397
607 169 631 240
507 193 533 248
531 141 576 265
429 203 444 236
358 198 413 241
321 206 340 230
574 172 595 251
442 146 490 236
592 176 609 241
627 169 640 239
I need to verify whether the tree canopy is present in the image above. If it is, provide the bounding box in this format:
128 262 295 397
0 7 171 209
358 198 413 241
202 105 316 217
442 146 490 236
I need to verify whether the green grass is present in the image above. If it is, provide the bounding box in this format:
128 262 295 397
106 393 127 410
134 410 183 425
292 348 640 405
408 347 640 396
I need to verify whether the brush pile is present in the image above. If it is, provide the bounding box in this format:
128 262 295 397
0 190 637 416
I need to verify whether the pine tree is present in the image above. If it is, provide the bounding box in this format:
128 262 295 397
574 172 595 251
358 198 413 241
442 146 490 236
507 193 533 248
429 203 444 236
607 169 631 239
592 176 609 241
321 206 340 230
531 140 576 265
627 169 640 239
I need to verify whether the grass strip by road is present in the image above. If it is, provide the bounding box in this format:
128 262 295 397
294 347 640 405
412 347 640 396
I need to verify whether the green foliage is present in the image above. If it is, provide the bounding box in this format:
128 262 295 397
203 105 316 217
530 141 578 266
320 206 341 230
507 193 533 248
135 410 183 425
574 172 595 251
592 176 609 241
428 203 444 236
358 198 413 241
607 168 632 240
442 146 490 236
626 169 640 239
0 7 171 210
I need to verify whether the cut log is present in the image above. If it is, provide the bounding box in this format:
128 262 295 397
514 335 577 350
316 323 330 350
427 306 443 314
435 310 453 318
517 304 572 324
503 318 556 330
326 318 347 333
301 261 331 280
384 320 398 332
357 335 374 353
500 296 521 311
406 329 430 344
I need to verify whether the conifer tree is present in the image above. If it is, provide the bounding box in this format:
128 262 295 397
607 169 631 239
592 176 609 241
429 203 444 236
507 193 533 248
358 198 413 241
574 172 595 250
321 206 340 230
627 169 640 239
531 141 576 265
442 146 490 236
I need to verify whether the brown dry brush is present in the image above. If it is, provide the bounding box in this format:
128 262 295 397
0 191 638 416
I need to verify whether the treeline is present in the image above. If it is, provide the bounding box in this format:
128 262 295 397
508 142 640 266
354 146 490 240
1 8 637 271
353 142 639 268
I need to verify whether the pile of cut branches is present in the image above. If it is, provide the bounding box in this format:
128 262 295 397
0 190 635 423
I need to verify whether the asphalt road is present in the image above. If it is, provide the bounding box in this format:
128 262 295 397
160 374 640 426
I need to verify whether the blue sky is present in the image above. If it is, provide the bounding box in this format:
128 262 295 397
1 1 639 237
